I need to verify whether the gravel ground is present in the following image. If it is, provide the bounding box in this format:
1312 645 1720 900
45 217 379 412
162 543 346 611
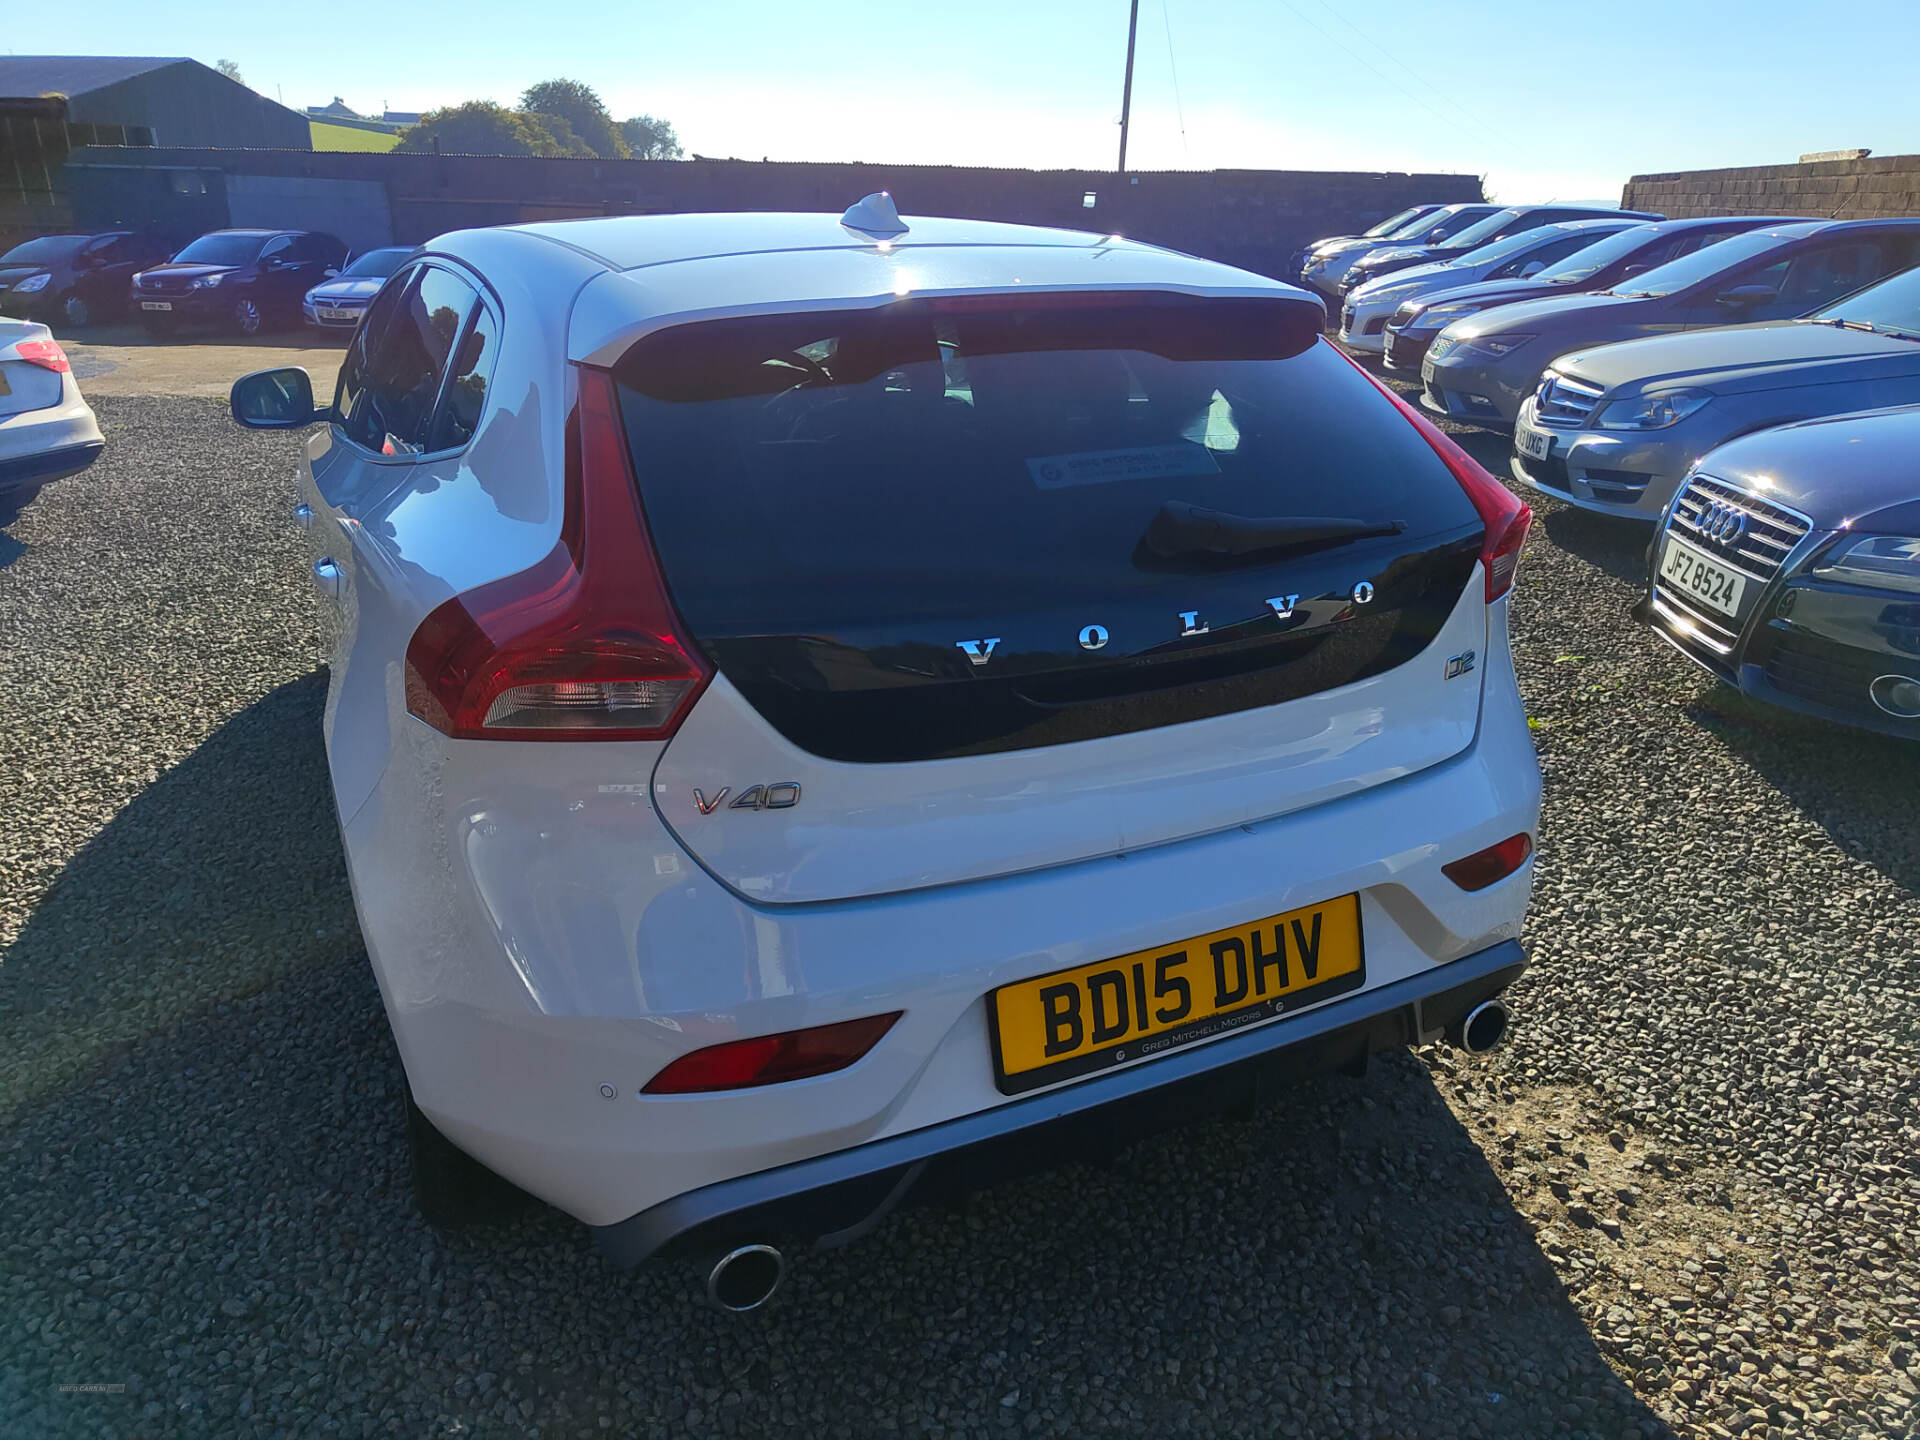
1 391 1916 1439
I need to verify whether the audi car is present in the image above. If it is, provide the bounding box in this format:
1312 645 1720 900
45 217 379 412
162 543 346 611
0 320 103 523
1634 406 1920 740
227 200 1539 1300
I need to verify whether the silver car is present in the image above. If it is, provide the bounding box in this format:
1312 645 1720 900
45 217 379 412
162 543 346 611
1510 262 1920 521
1424 219 1920 429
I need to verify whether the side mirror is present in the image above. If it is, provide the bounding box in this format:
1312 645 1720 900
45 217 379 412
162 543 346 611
1715 283 1777 308
1519 260 1547 278
231 367 323 429
1618 262 1648 279
322 267 339 279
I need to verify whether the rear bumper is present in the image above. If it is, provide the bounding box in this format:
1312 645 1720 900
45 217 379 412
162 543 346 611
0 439 103 497
592 937 1527 1267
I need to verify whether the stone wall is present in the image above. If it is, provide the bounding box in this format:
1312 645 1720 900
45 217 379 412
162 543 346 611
61 147 1483 283
1622 153 1920 220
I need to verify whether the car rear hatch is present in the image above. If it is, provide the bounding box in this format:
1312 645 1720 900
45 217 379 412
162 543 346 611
620 294 1491 903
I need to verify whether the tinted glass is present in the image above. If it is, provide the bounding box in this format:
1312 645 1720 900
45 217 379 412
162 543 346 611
1410 206 1496 244
1450 227 1572 268
338 267 477 453
1533 224 1665 283
173 233 265 266
1814 261 1920 335
1611 230 1794 297
1434 208 1522 252
332 271 413 431
1776 240 1892 310
1363 205 1427 239
1491 231 1609 278
341 247 412 279
2 235 90 264
430 304 498 450
617 302 1475 633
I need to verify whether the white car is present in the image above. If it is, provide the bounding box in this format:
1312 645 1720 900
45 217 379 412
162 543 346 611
1337 218 1645 354
229 197 1541 1307
0 319 104 522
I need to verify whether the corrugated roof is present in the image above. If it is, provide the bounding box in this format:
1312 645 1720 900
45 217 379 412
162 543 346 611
0 56 194 100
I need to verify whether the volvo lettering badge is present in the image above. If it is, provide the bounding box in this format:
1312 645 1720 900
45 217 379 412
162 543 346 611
1352 581 1375 605
956 638 1000 666
1078 624 1110 651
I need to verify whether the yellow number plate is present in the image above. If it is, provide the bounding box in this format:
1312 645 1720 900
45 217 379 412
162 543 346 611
989 894 1365 1094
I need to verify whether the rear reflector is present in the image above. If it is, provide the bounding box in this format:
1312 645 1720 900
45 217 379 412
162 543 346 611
403 366 711 740
1442 832 1534 891
1328 341 1532 602
13 338 70 373
642 1013 902 1094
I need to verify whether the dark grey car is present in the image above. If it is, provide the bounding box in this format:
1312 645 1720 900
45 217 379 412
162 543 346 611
1426 218 1920 430
1633 405 1920 739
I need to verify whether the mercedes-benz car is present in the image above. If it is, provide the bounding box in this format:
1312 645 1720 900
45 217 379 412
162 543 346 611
1426 218 1920 432
1337 217 1647 355
1633 406 1920 740
1509 254 1920 521
1383 216 1783 375
1298 203 1500 301
303 245 414 336
1338 205 1662 295
226 199 1539 1301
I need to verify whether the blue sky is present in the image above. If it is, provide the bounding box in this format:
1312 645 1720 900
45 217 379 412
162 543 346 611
12 0 1920 202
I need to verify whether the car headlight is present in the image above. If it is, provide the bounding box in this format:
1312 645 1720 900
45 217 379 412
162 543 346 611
1390 304 1422 328
1455 332 1539 362
1812 534 1920 594
190 274 226 290
1593 389 1712 430
14 272 52 293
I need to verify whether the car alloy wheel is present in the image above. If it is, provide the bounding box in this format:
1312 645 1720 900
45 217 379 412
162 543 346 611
233 298 262 336
61 293 91 328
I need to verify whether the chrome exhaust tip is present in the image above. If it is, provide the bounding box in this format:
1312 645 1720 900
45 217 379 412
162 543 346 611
1454 999 1510 1055
706 1244 785 1312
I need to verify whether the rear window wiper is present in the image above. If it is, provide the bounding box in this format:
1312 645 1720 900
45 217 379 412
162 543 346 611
1141 502 1404 566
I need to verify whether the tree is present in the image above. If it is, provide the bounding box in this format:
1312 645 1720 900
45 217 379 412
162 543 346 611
520 79 627 160
620 113 683 161
395 101 591 158
215 59 245 86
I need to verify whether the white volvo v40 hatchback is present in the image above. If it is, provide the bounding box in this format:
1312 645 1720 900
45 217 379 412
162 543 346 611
231 198 1540 1307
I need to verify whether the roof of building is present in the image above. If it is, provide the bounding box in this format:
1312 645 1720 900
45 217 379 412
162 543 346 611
0 56 200 100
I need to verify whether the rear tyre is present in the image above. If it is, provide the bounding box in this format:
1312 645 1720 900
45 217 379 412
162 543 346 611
231 297 263 337
60 293 91 328
405 1092 531 1227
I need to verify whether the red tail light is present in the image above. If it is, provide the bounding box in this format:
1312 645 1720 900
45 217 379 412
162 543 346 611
13 338 70 373
1329 340 1532 602
1442 832 1534 891
404 366 711 740
642 1013 902 1094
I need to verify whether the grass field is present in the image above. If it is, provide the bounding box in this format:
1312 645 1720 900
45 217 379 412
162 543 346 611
309 120 400 152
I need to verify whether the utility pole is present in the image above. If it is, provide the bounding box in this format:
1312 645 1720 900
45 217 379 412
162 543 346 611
1117 0 1140 173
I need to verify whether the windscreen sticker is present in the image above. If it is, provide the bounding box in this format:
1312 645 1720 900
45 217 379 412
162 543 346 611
1027 443 1221 490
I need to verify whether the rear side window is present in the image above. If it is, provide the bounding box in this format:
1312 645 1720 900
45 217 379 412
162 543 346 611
430 305 499 451
338 266 479 455
615 298 1477 641
1776 240 1894 310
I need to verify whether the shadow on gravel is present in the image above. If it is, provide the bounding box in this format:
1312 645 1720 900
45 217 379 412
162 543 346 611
0 672 1668 1439
0 670 355 1121
1539 507 1652 589
0 530 22 567
1689 687 1920 896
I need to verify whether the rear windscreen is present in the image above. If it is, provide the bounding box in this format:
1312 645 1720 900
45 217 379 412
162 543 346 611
613 297 1477 637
